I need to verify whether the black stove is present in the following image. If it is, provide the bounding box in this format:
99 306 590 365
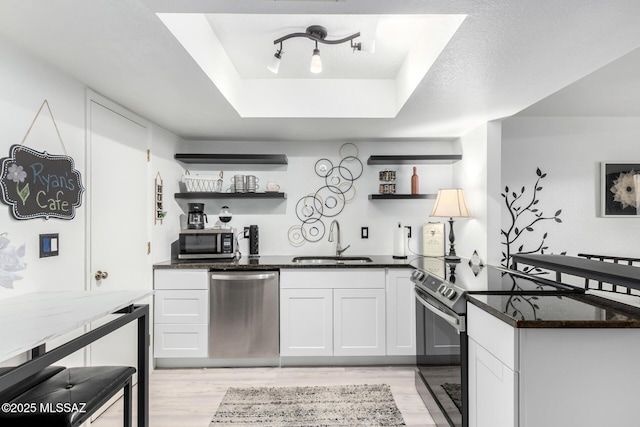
410 259 584 427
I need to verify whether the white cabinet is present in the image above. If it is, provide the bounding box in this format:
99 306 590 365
280 269 386 357
153 269 209 358
467 302 640 427
468 337 516 427
334 288 386 356
385 269 416 355
467 303 518 427
280 288 333 356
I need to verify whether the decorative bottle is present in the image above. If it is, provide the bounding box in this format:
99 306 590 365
411 167 419 195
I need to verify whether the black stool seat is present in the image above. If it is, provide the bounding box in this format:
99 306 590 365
0 365 66 403
0 366 136 427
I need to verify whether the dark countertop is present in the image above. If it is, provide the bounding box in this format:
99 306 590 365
153 255 420 270
467 292 640 328
512 253 640 290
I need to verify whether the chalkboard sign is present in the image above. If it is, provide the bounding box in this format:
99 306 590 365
0 144 84 220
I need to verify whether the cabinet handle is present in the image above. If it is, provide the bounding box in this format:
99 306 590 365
95 270 109 281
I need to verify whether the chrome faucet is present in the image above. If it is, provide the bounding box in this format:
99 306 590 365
328 220 350 257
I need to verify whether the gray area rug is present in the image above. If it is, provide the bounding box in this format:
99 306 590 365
210 384 406 426
441 383 462 412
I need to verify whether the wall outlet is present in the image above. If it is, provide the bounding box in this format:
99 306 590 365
361 227 369 239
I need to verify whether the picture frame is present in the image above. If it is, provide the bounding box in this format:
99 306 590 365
423 221 445 256
601 162 640 217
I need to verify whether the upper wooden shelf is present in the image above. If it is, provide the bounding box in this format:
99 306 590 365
369 194 437 200
175 192 286 200
367 155 462 165
175 154 288 165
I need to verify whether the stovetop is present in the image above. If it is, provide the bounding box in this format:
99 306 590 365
410 258 584 315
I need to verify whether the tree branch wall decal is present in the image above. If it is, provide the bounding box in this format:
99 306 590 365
501 167 564 272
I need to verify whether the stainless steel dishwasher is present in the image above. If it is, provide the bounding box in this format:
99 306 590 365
209 271 279 360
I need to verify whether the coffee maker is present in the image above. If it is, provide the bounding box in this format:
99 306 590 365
187 203 207 229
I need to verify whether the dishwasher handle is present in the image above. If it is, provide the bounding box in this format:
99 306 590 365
210 272 277 281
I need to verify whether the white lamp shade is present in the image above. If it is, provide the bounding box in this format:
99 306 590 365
430 188 471 218
634 174 640 211
310 48 322 73
267 54 281 74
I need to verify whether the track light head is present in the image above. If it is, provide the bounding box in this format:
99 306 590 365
267 48 283 74
310 46 322 74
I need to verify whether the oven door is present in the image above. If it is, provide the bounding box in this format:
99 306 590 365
178 232 224 259
415 286 468 427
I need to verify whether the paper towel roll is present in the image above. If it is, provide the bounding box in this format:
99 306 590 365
393 223 406 258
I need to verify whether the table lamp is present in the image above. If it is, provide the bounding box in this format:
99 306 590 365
430 188 470 262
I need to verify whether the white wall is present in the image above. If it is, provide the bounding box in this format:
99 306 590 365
0 36 87 297
0 35 181 365
452 121 502 265
176 139 460 258
501 116 640 259
150 126 183 263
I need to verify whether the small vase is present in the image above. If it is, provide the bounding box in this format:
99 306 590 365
411 167 419 195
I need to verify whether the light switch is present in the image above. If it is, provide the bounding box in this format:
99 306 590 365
361 227 369 239
40 233 59 258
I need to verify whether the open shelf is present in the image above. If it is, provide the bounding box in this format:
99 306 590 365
367 155 462 165
175 154 288 165
369 194 437 200
175 192 286 200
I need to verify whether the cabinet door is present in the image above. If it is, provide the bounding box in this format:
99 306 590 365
154 324 208 358
386 269 416 355
280 288 333 356
468 337 516 427
334 289 386 356
154 290 208 324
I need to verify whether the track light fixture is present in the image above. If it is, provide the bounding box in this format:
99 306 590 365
267 25 362 74
267 43 283 74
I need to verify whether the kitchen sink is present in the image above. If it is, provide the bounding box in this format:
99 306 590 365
291 256 373 264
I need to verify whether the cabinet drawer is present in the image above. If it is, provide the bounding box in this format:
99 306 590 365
280 269 385 289
154 290 208 324
154 324 208 358
154 269 208 290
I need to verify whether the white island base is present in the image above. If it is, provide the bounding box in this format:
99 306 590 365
467 303 640 427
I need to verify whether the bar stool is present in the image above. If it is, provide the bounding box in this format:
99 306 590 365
0 366 136 427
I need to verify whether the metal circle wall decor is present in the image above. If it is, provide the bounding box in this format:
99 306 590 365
314 185 346 218
295 193 323 223
324 165 353 194
287 225 306 247
314 158 334 177
289 143 363 246
301 218 326 243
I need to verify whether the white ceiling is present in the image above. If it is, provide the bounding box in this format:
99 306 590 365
0 0 640 141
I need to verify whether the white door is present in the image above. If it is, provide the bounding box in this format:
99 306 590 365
333 288 386 356
86 94 149 374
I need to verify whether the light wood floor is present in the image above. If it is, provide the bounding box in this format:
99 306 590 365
92 366 435 427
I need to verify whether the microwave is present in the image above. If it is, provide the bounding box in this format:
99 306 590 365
178 228 237 259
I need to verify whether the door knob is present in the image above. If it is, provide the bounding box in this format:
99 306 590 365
95 270 109 280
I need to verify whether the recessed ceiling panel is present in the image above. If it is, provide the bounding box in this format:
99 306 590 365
158 12 465 118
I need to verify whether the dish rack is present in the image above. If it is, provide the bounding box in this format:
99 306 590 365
182 171 223 192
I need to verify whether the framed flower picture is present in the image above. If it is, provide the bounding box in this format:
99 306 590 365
601 162 640 217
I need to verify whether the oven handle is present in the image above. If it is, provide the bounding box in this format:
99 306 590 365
414 288 462 331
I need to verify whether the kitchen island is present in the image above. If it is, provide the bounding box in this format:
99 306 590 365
466 289 640 427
